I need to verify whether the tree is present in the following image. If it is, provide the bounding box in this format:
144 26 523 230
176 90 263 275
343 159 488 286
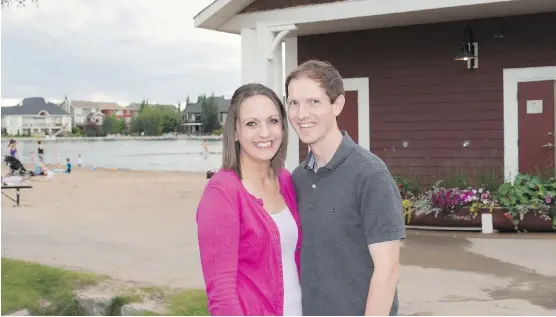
129 104 180 136
1 0 37 8
101 115 123 135
83 114 104 137
200 94 220 134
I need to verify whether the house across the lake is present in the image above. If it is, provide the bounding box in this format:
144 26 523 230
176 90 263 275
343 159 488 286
194 0 556 184
1 97 72 136
62 100 139 126
183 96 231 134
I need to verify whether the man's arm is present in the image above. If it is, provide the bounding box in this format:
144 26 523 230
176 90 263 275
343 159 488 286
358 169 406 316
365 240 401 315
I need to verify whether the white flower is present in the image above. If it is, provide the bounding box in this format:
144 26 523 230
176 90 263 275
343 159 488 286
482 199 488 204
479 188 483 193
472 189 477 194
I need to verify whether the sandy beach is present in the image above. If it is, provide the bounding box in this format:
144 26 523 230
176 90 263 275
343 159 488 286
2 167 556 315
2 167 208 288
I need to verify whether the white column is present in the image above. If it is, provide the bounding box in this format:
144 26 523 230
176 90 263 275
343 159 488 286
272 48 283 100
240 28 257 84
255 23 274 86
284 36 299 171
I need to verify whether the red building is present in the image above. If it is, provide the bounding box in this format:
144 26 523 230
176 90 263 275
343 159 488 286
195 0 556 184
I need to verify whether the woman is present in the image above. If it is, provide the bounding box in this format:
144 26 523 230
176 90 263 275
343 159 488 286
8 139 17 157
196 83 302 316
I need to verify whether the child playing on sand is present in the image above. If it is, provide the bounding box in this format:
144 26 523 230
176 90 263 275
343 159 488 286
65 158 72 174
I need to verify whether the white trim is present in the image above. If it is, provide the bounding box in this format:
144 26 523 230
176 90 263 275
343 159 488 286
240 28 257 84
344 77 371 151
194 0 254 30
221 0 550 34
285 36 299 172
503 66 556 181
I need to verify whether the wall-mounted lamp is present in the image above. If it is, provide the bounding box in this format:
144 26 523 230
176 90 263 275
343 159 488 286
454 25 478 70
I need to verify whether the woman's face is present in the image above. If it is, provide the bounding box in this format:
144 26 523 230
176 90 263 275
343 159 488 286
236 94 283 164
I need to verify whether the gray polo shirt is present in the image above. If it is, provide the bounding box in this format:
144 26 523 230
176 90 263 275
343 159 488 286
292 132 406 316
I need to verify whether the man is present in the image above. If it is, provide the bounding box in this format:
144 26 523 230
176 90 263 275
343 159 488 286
285 60 406 316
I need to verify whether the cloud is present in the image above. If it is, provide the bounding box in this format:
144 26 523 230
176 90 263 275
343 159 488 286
1 0 241 105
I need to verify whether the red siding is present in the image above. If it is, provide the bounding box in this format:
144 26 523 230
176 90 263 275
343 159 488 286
296 12 556 185
241 0 346 13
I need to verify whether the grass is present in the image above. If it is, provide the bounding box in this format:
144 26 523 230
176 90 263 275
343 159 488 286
166 289 208 316
1 257 106 315
123 285 208 315
1 257 209 316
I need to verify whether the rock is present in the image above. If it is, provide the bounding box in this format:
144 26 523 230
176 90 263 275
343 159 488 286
121 301 166 316
7 309 30 316
74 289 113 316
39 299 52 309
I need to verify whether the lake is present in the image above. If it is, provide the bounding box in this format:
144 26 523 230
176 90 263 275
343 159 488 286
1 139 223 172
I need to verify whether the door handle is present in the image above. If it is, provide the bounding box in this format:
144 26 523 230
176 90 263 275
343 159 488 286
543 143 554 148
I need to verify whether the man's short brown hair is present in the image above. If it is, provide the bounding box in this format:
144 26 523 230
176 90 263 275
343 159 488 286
285 59 345 104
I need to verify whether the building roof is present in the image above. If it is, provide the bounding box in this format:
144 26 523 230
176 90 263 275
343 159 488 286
194 0 556 36
71 100 123 110
194 0 254 32
126 102 142 110
1 97 70 116
185 96 230 114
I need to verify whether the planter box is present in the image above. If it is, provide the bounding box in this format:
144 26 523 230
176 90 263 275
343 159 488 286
490 208 555 232
406 207 483 227
407 207 556 232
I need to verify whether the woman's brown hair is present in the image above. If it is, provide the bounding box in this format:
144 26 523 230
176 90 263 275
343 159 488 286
222 83 288 179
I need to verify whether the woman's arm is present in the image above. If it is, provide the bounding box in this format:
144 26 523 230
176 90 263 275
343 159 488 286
196 186 244 316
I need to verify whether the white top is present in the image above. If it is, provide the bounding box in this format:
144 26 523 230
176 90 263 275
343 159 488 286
271 207 303 316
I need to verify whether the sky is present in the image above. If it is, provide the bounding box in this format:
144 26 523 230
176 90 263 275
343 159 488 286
0 0 241 107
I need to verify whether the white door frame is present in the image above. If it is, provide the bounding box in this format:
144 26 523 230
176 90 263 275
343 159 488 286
503 66 556 181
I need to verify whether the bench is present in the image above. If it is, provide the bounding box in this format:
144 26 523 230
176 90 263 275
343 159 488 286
1 184 33 207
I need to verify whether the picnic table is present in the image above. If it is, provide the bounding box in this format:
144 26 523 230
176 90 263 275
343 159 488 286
1 184 33 207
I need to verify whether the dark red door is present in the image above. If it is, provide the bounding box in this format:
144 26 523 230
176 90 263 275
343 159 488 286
298 91 359 163
518 80 556 175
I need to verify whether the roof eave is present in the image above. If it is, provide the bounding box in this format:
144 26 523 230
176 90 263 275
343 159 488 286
193 0 254 33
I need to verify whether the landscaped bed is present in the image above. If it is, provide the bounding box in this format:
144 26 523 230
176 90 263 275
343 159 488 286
397 173 556 232
1 258 208 316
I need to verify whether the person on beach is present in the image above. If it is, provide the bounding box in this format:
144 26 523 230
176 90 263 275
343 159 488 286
285 60 406 316
37 141 44 162
77 154 83 167
65 158 72 174
7 139 17 157
196 83 301 316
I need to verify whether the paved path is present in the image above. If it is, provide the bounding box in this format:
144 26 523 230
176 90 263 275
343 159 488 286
2 181 555 315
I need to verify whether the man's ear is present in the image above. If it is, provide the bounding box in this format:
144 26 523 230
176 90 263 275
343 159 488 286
332 94 345 117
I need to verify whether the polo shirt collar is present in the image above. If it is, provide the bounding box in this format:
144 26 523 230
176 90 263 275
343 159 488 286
304 131 355 171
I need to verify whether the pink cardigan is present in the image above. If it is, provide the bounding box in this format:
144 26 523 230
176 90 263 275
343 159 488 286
196 168 301 316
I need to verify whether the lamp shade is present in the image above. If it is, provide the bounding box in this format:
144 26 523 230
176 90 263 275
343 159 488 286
454 43 475 61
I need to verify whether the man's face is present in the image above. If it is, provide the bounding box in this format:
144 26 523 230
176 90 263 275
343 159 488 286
286 77 343 146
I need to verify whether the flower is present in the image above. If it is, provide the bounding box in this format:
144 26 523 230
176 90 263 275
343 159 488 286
545 196 552 204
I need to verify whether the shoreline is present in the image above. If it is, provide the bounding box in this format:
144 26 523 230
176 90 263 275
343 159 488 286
20 163 211 176
2 135 223 142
